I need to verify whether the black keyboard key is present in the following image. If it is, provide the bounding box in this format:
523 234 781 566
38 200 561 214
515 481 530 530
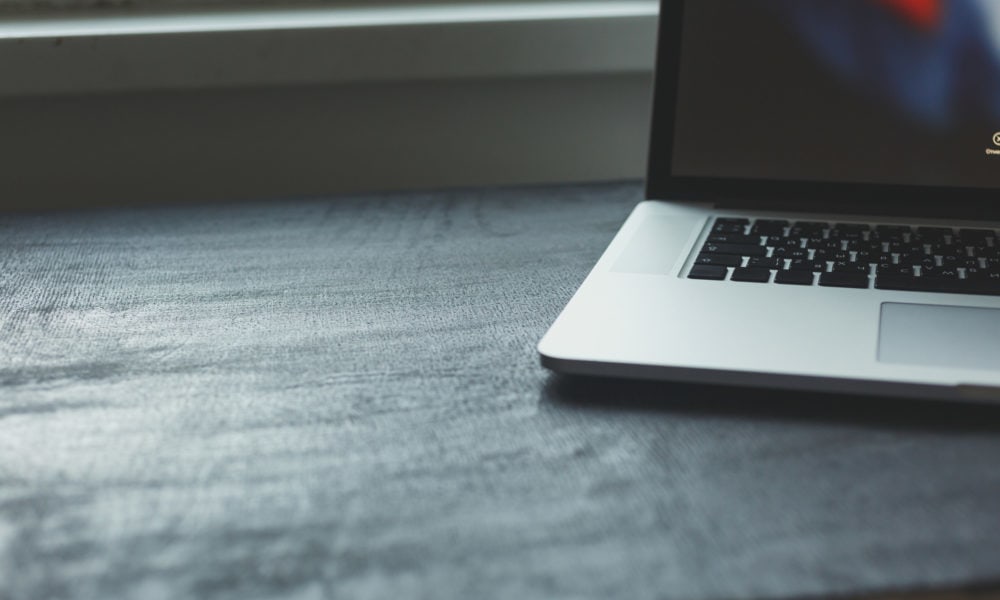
807 238 841 251
788 259 827 272
829 224 869 240
751 220 789 235
916 227 952 241
790 221 829 234
707 234 763 245
701 243 767 257
774 270 814 286
966 270 1000 282
958 229 995 243
831 231 865 241
847 240 882 252
832 262 870 275
832 223 871 232
766 236 803 248
816 250 851 262
930 243 969 256
846 240 883 253
919 266 959 279
872 277 917 292
875 225 912 236
877 265 915 277
889 241 926 253
868 234 903 246
695 254 742 267
819 272 870 289
712 218 749 234
689 265 728 281
894 254 927 267
748 257 783 269
917 258 938 271
876 276 1000 296
730 267 771 283
771 247 809 260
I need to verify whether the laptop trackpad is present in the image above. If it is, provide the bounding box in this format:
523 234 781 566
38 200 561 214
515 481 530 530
878 303 1000 370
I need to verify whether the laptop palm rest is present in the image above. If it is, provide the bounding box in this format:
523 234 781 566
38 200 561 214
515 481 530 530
878 303 1000 371
611 215 700 275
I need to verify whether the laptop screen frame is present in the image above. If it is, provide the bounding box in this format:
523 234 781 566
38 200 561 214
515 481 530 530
645 0 1000 219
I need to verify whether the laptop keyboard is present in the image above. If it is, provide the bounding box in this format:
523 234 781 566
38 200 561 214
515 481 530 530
689 218 1000 296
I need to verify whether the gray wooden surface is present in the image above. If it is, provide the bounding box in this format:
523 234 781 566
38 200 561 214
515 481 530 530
2 182 1000 600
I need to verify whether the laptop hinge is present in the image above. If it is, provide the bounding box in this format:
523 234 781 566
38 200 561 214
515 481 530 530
712 198 1000 221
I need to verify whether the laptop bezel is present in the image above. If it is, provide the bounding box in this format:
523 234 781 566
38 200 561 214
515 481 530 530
646 0 1000 220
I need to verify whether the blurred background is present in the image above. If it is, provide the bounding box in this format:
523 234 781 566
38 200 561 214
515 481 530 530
0 0 658 209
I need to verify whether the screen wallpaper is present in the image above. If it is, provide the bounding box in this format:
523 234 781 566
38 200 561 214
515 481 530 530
670 0 1000 189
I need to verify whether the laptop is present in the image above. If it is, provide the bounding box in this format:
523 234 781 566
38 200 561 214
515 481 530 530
538 0 1000 402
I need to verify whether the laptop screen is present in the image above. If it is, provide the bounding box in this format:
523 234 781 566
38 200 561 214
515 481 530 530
668 0 1000 190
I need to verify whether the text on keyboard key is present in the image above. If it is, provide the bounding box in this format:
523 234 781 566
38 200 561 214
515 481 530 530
701 243 767 257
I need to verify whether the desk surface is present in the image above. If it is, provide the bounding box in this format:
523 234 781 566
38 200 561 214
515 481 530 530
2 182 1000 600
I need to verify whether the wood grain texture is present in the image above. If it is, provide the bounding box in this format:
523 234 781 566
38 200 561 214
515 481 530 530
2 182 1000 600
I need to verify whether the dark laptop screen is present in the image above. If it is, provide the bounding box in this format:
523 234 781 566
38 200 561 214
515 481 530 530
670 0 1000 190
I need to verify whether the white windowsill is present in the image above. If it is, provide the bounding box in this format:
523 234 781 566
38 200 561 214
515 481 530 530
0 1 658 97
0 2 658 36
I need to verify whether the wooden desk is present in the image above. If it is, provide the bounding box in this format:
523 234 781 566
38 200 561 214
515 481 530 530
2 182 1000 599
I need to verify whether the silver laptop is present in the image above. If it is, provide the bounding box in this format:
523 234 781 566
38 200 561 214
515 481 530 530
539 0 1000 402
